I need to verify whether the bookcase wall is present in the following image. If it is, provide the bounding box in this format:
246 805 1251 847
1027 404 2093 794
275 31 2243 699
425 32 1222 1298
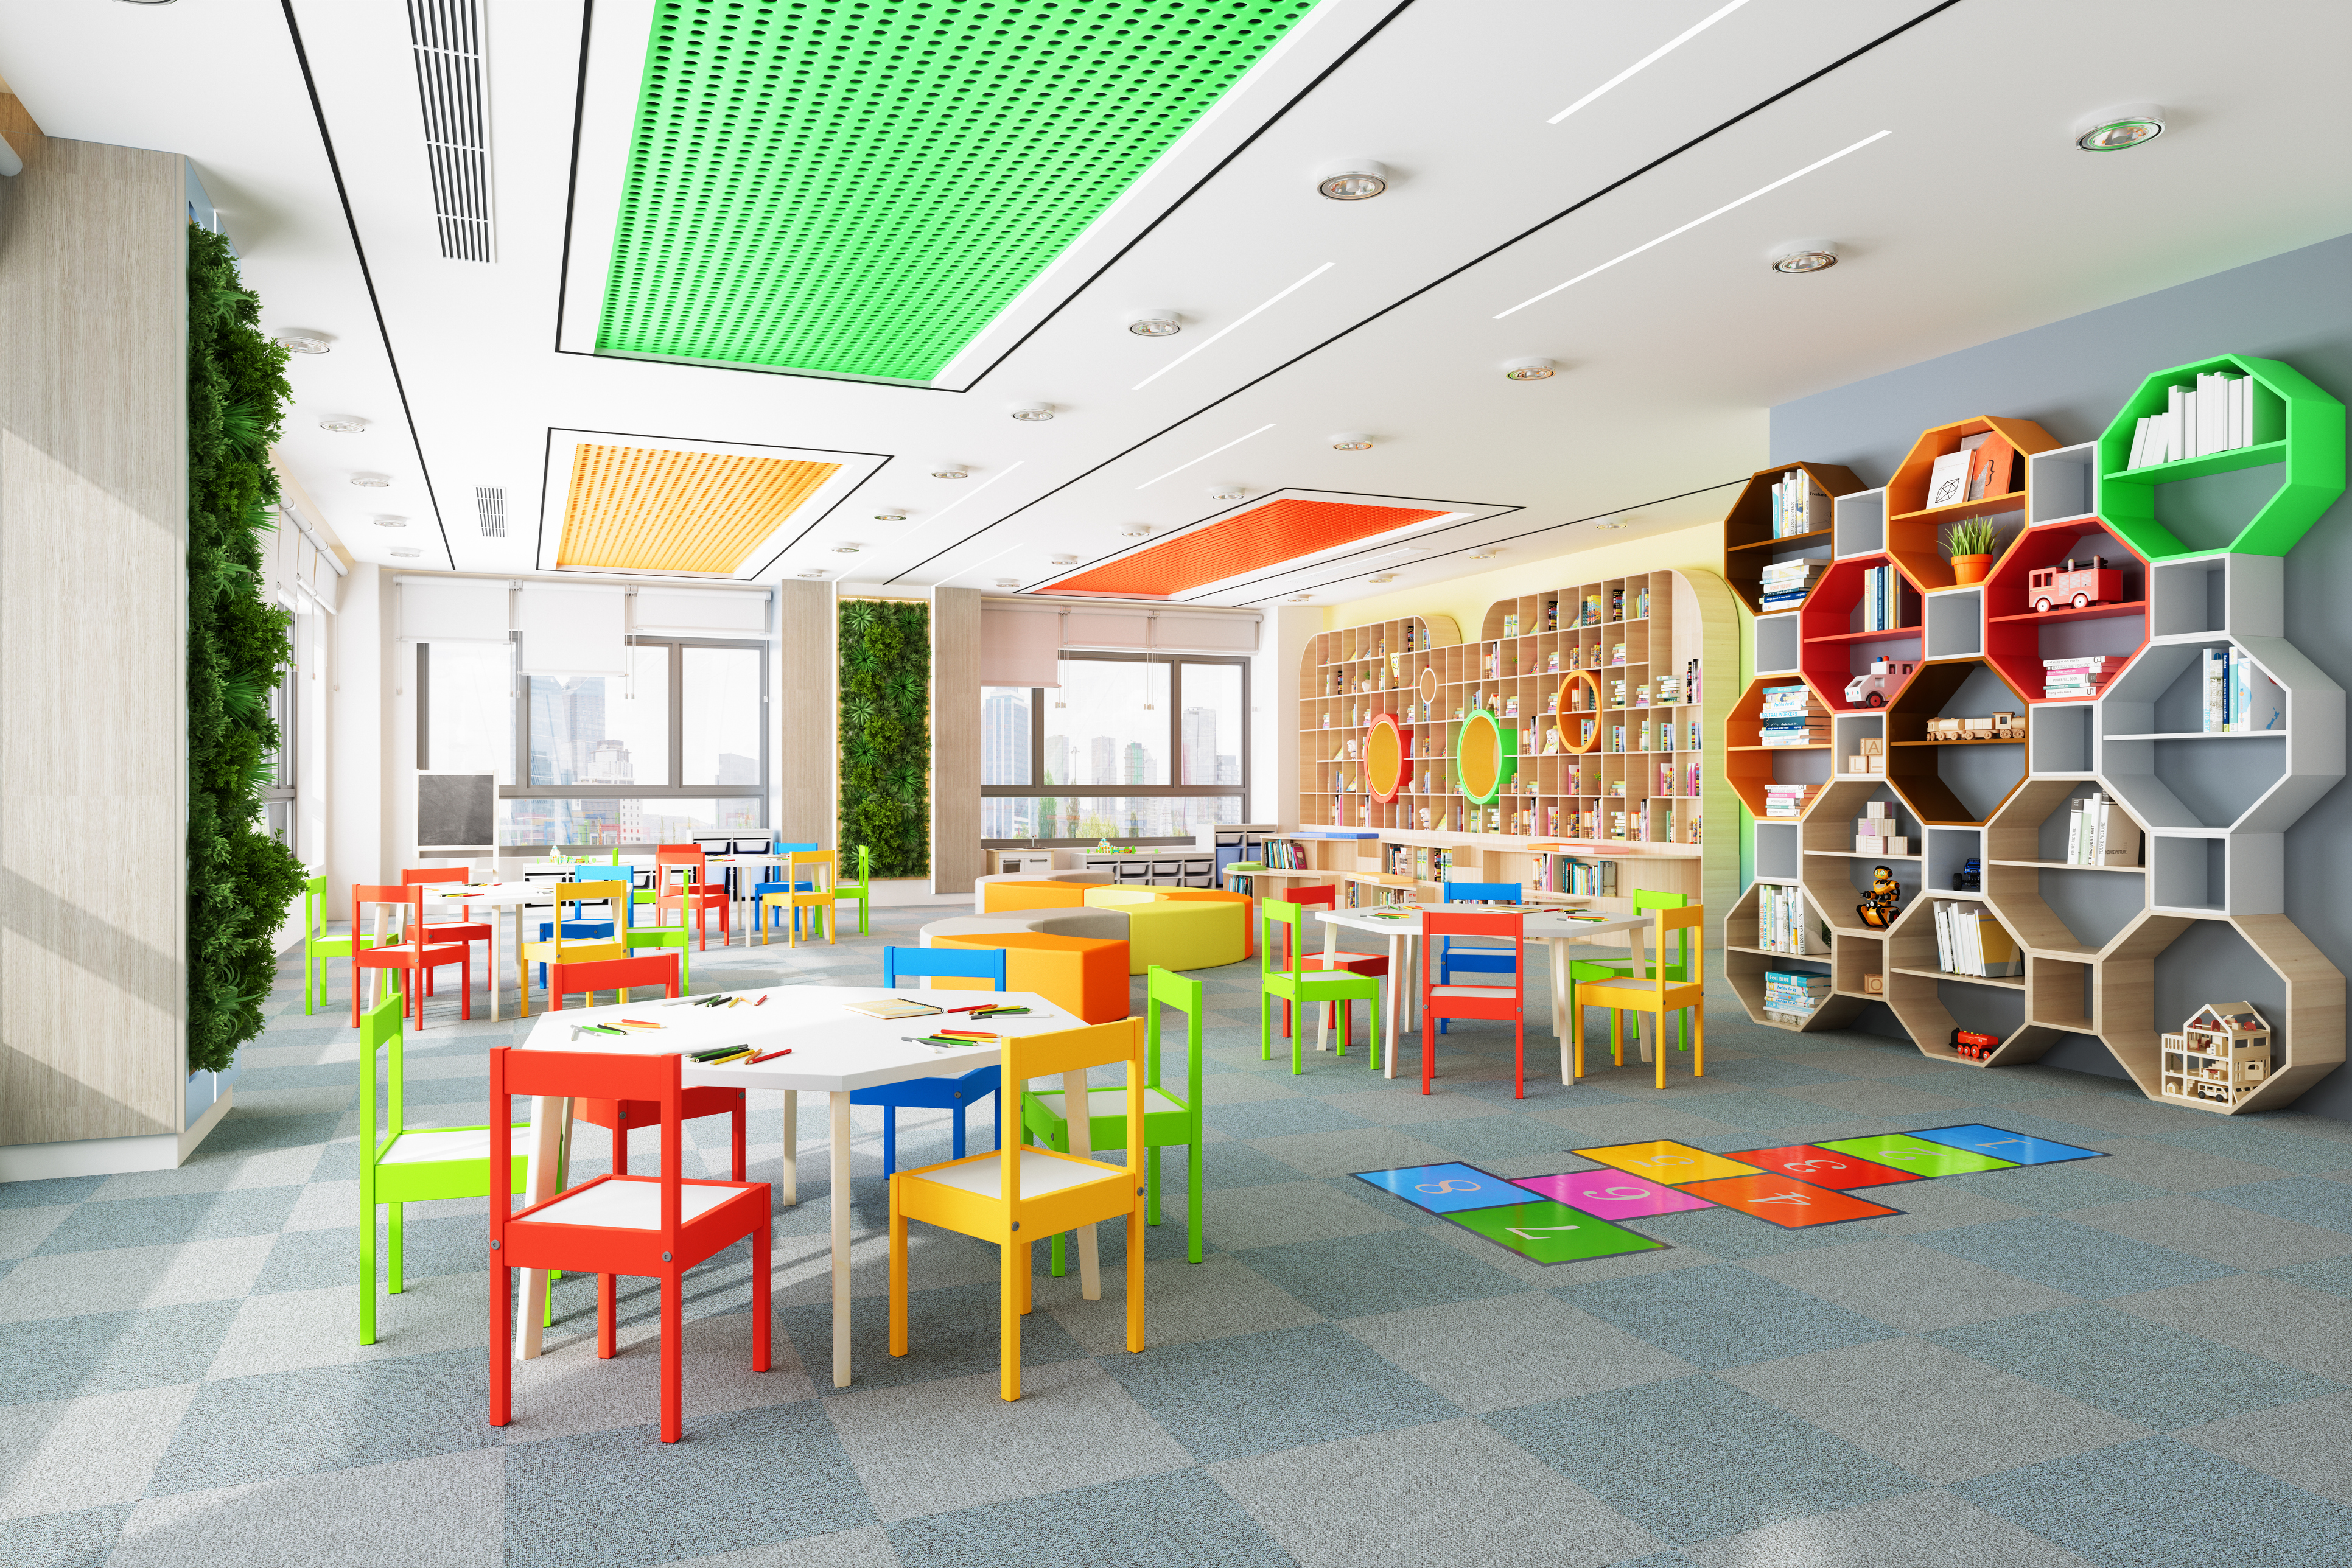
1726 359 2349 1112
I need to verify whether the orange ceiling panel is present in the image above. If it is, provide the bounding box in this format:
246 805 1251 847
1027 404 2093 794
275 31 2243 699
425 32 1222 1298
558 443 840 572
1050 497 1448 597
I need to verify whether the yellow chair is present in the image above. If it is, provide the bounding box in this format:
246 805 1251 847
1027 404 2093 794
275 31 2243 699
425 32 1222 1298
516 881 631 1018
1572 905 1706 1089
889 1018 1147 1401
758 850 837 947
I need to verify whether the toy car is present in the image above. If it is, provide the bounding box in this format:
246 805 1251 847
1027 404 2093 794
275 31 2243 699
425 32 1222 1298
2029 557 2124 612
1951 1028 2000 1060
1951 857 1981 892
1844 658 1917 709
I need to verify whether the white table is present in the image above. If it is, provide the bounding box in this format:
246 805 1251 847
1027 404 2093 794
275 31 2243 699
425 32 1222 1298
508 984 1077 1387
1311 906 1663 1083
414 881 554 1024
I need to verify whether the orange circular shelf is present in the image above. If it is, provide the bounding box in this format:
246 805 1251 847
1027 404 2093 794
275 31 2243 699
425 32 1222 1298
1365 714 1409 802
1555 671 1603 753
1457 709 1513 805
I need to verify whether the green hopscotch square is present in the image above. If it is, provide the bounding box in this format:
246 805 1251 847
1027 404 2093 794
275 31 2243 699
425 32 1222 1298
1814 1133 2019 1177
1446 1199 1669 1265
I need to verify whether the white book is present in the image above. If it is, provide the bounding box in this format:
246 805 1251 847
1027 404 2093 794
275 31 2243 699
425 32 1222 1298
1961 905 1984 976
2130 415 2151 471
1933 901 1952 973
2092 794 2110 861
2065 807 2084 866
2237 373 2252 449
2202 648 2225 733
2201 374 2220 458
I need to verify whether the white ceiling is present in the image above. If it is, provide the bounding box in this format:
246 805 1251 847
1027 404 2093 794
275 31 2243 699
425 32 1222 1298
4 0 2347 604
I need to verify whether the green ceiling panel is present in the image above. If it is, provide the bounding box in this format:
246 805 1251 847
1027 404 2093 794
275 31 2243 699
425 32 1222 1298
597 0 1317 382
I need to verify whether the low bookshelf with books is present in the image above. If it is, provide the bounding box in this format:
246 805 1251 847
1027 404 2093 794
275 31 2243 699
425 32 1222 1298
1724 878 1852 1032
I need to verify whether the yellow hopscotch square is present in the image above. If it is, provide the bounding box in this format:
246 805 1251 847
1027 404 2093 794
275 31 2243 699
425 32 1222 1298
1573 1141 1762 1186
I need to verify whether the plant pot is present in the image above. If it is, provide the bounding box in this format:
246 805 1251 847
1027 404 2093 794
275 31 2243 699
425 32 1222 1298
1950 553 1993 584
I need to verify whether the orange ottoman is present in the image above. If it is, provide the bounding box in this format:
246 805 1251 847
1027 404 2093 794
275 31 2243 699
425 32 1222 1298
928 932 1130 1024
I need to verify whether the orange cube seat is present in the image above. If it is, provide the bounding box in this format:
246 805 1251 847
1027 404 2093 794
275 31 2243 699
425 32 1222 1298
926 932 1130 1024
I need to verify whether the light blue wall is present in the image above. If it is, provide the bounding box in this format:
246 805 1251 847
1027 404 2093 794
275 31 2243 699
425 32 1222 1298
1771 231 2352 1113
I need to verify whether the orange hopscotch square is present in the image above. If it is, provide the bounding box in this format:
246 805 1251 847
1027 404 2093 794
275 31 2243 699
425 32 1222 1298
1678 1174 1903 1229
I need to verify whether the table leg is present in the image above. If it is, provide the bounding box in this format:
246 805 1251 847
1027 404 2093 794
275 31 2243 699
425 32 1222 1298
780 1090 798 1206
1382 933 1403 1079
489 906 505 1023
514 1092 567 1358
1315 920 1340 1054
1552 939 1573 1085
830 1090 852 1388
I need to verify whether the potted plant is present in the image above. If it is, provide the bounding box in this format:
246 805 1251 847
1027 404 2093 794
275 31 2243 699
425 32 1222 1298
1943 517 2000 584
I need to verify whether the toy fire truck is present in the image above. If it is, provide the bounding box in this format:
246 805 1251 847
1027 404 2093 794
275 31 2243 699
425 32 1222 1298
2028 556 2125 613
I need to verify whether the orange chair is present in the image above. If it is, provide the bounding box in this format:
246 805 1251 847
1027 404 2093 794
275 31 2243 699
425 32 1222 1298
402 867 494 1001
928 931 1130 1024
548 954 746 1181
654 849 731 951
351 884 473 1028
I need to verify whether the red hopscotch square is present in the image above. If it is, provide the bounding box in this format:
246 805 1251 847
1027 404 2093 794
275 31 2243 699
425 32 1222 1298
1722 1144 1925 1191
1678 1174 1903 1229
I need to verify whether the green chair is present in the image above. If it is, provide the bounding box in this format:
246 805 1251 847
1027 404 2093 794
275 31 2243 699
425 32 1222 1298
301 875 375 1017
836 844 874 935
624 887 692 990
358 978 529 1344
1569 888 1694 1066
1027 965 1207 1274
1259 898 1383 1074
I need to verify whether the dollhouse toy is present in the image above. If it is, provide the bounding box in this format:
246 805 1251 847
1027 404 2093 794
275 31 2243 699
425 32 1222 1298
2161 1002 2272 1108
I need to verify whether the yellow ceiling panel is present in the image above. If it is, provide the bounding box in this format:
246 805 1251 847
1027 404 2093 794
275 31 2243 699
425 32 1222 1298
557 443 841 572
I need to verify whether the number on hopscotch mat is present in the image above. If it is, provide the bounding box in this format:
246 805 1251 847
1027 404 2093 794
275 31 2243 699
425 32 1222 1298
1678 1174 1902 1228
1723 1144 1925 1191
1447 1200 1666 1264
1350 1162 1529 1215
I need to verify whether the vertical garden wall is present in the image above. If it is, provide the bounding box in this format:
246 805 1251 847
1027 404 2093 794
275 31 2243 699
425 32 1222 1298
838 598 930 877
187 226 307 1074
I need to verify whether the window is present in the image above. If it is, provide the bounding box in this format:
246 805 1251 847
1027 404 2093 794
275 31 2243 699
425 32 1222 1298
982 652 1247 842
418 636 766 849
262 637 298 852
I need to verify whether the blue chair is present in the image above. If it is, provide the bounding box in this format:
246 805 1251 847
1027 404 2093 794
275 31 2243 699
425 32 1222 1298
1437 881 1523 1033
852 947 1006 1177
751 841 823 938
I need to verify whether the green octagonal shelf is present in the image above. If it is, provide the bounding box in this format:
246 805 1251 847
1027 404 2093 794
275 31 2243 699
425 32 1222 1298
2096 353 2345 559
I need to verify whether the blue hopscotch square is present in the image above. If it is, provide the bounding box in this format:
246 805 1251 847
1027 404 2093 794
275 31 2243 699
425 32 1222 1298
1353 1162 1529 1215
1904 1124 2105 1166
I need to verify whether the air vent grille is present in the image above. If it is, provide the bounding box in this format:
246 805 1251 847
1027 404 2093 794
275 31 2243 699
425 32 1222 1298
475 486 506 537
408 0 494 262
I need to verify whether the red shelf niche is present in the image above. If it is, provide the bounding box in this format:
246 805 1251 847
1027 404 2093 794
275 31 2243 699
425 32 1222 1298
1797 553 1926 713
1983 518 2151 705
1886 416 2062 591
1720 461 1866 615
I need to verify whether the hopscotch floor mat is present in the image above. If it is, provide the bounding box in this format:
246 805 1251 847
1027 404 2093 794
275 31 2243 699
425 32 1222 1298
1351 1124 2104 1265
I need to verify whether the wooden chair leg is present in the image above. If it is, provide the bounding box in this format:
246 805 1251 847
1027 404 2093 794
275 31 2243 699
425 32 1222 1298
1655 1009 1668 1090
1514 1013 1525 1100
658 1270 683 1443
614 1124 630 1177
1695 999 1706 1077
881 1107 897 1180
1186 1131 1203 1263
1572 993 1584 1080
388 1202 405 1294
1019 1239 1034 1314
359 1194 376 1346
1144 1146 1162 1226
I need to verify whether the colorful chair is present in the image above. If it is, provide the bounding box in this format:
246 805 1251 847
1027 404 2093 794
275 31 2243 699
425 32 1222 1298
926 931 1130 1024
1573 905 1706 1090
748 841 821 939
654 849 731 950
516 881 631 1018
489 1047 772 1444
301 875 373 1017
889 1018 1147 1402
357 981 527 1344
401 869 495 997
758 850 836 947
1027 965 1205 1274
351 884 473 1028
851 947 1006 1177
1268 883 1385 1043
1433 883 1524 1032
1418 910 1528 1097
1568 889 1694 1067
837 844 874 935
547 954 747 1182
1258 898 1382 1074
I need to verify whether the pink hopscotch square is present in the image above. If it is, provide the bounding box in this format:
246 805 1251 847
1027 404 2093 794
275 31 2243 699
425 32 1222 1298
1514 1171 1716 1222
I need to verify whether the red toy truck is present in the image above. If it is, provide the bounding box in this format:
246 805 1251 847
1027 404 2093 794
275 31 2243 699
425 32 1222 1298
2028 557 2124 612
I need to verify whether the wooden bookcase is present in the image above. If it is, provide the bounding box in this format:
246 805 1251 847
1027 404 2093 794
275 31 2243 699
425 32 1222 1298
1720 461 1864 615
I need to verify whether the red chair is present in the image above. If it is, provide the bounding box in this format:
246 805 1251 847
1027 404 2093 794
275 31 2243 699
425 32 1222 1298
489 1046 770 1443
351 885 472 1029
654 849 732 951
1275 885 1388 1043
402 867 494 1001
1418 911 1527 1098
547 954 746 1181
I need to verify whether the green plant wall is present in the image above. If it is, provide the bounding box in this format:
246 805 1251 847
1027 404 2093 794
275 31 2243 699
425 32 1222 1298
188 225 308 1074
838 598 929 878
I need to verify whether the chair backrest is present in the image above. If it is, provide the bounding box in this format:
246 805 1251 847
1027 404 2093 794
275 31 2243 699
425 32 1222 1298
655 848 705 891
1443 881 1522 905
352 883 427 951
1421 911 1527 995
304 875 328 943
491 1047 687 1237
883 945 1007 990
546 953 681 1009
359 984 407 1164
1145 965 1203 1101
845 845 872 887
1289 884 1337 908
1650 904 1704 985
1633 888 1693 969
1259 898 1307 977
657 843 698 856
402 867 467 886
550 880 629 939
998 1020 1145 1205
790 849 836 893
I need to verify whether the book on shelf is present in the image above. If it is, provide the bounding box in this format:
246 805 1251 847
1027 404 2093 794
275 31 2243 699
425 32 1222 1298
2044 654 2113 699
1931 901 2022 978
1756 885 1821 954
1768 470 1830 538
2065 792 2141 866
1925 450 1972 508
1858 564 1907 633
2129 373 2253 468
1759 558 1825 611
1763 783 1819 818
1959 429 2017 502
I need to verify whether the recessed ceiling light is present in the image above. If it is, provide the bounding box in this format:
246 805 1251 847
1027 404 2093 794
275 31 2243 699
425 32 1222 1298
931 464 970 480
1120 523 1152 538
1769 240 1838 274
873 511 907 522
372 516 407 528
1469 549 1502 561
1132 266 1332 391
1208 485 1250 502
1594 518 1630 531
1049 554 1079 566
274 330 331 354
1503 358 1557 381
831 544 864 554
1329 433 1376 452
318 418 367 433
1011 402 1055 422
1128 309 1182 337
2076 103 2164 152
995 578 1020 589
389 547 422 557
1289 593 1312 603
1316 159 1388 200
350 474 390 488
1370 573 1398 583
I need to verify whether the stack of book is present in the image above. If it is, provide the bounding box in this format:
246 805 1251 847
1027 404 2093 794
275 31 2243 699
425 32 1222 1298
1759 559 1825 612
1767 471 1829 538
1858 564 1903 632
1931 901 2023 978
1756 885 1818 954
2043 656 2114 700
2202 646 2283 732
1762 783 1819 818
2127 372 2253 468
1759 684 1829 747
2065 791 2141 866
1763 969 1830 1020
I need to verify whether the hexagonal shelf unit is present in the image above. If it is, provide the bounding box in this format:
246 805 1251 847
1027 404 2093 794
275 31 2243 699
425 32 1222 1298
1880 889 2032 1066
1983 506 2151 706
1886 416 2062 591
1724 878 1856 1033
1883 659 2032 826
1799 554 1925 715
1720 461 1865 615
1983 777 2149 962
2096 353 2347 560
1798 778 1924 939
2095 911 2345 1114
1725 674 1832 820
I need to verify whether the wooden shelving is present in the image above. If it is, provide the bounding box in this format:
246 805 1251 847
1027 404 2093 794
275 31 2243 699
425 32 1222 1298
1885 416 2060 590
1720 462 1864 615
1881 658 2031 826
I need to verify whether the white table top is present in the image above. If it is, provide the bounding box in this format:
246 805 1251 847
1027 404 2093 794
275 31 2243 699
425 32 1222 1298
514 984 1078 1094
1315 906 1653 940
419 880 617 906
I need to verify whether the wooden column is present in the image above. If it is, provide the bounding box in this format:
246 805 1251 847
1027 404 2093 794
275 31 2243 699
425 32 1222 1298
773 578 833 845
930 586 981 895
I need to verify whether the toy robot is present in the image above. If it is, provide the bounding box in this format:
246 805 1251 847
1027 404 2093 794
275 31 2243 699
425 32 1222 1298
1857 864 1902 929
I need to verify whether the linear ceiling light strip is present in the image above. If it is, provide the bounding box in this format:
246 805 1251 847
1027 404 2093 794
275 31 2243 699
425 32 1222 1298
597 0 1318 382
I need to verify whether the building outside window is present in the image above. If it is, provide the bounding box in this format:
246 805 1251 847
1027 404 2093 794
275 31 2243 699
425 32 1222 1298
982 651 1247 842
